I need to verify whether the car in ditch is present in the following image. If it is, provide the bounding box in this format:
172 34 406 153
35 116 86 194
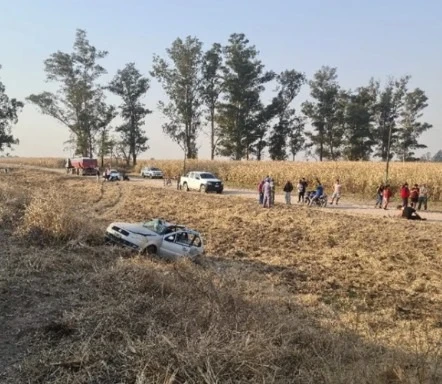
179 171 223 193
105 218 204 260
141 166 164 179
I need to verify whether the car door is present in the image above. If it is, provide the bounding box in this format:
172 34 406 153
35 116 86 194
191 173 201 190
160 231 192 259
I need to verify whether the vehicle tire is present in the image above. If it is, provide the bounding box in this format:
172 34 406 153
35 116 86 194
145 245 157 255
216 190 222 194
183 182 189 191
200 184 206 193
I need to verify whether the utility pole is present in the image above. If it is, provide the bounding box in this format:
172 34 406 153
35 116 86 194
384 123 393 184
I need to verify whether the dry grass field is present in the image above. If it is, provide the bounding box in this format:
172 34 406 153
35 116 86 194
2 157 442 200
1 168 442 383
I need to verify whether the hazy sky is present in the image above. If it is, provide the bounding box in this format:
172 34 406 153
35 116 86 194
1 0 441 160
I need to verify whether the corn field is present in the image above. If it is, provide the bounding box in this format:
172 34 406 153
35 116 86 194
2 157 441 200
138 159 442 200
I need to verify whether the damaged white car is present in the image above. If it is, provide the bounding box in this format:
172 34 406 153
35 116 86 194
105 218 204 260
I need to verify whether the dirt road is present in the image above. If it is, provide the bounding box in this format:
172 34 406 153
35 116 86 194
2 164 441 223
129 177 442 223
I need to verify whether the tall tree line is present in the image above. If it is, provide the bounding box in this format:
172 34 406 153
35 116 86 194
1 29 434 164
152 35 433 162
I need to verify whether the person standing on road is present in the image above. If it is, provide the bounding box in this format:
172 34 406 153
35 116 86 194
258 179 265 204
262 178 271 208
283 180 294 205
297 178 308 203
270 178 276 206
177 174 181 190
375 183 384 208
418 184 429 211
409 184 419 209
330 179 342 205
383 184 392 210
400 183 410 207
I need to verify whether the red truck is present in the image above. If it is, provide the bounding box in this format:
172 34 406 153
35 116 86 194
66 158 99 176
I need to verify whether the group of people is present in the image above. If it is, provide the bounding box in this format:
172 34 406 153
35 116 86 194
374 182 430 220
257 177 342 208
375 183 429 211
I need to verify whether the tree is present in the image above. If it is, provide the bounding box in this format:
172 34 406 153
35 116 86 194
394 87 432 161
0 66 23 152
151 36 203 160
287 116 306 161
432 150 442 162
95 118 116 168
27 29 112 157
268 70 306 160
372 76 408 161
201 43 223 159
109 63 151 166
342 84 377 160
217 33 275 160
302 66 343 161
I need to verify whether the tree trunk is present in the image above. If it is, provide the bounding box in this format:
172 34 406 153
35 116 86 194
210 109 215 160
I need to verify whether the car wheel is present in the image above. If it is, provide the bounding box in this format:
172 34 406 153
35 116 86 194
145 245 157 255
183 182 189 191
200 184 206 193
216 190 222 194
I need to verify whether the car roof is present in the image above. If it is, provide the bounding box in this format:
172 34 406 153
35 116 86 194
153 219 198 233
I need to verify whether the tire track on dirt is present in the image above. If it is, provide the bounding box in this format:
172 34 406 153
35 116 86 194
93 181 124 218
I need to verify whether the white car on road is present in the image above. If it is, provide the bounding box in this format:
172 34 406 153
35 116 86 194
179 171 223 193
107 169 121 181
141 167 164 179
105 218 204 260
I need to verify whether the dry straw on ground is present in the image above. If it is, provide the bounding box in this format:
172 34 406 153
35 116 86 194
0 169 441 383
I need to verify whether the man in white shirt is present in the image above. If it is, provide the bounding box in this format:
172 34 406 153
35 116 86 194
330 179 342 205
417 184 429 211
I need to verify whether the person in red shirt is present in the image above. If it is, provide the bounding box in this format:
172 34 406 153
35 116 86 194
409 184 419 208
400 183 410 207
383 184 393 210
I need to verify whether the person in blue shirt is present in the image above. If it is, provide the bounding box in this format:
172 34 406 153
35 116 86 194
309 179 324 206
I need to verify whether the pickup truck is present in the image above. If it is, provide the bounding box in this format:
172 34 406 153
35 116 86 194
179 171 223 193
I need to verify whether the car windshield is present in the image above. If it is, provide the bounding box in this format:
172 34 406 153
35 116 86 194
142 219 166 234
150 167 161 171
199 173 216 179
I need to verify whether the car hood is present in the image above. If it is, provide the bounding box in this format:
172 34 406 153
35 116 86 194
203 178 221 183
111 222 159 237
